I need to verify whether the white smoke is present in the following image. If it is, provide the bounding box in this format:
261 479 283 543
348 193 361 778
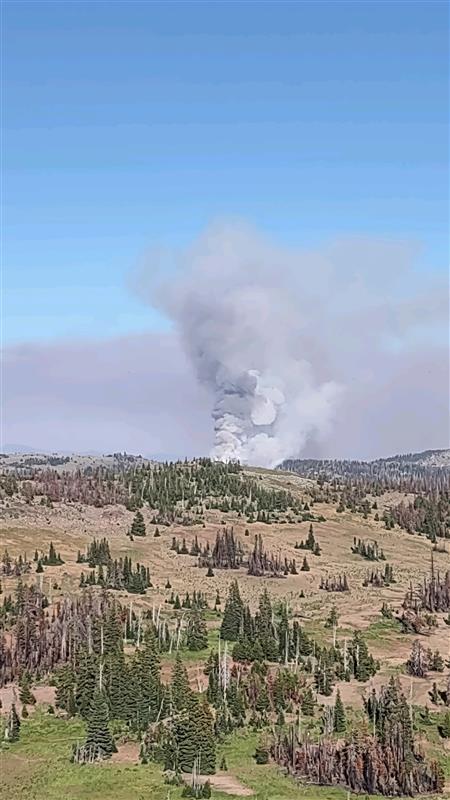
147 223 341 467
5 225 447 461
210 366 339 466
136 222 447 468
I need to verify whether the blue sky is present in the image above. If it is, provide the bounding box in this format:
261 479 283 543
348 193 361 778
5 0 448 345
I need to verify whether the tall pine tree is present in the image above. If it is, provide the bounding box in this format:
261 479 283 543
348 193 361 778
84 689 116 758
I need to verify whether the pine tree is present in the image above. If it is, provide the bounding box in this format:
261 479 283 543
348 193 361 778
315 652 334 696
255 589 278 660
333 689 346 733
55 665 76 712
301 687 315 716
171 652 191 711
130 511 146 537
105 650 128 722
84 689 116 758
350 631 377 681
19 671 36 705
196 697 217 774
300 556 310 572
439 711 450 738
325 606 339 630
430 682 440 705
186 609 208 651
75 652 98 719
430 650 445 672
220 580 243 641
254 745 269 764
5 704 21 742
175 696 216 775
133 627 163 727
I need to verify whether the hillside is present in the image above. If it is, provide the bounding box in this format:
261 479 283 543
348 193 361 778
281 448 450 480
0 457 449 800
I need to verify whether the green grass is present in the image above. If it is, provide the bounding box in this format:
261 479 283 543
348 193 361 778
220 728 449 800
161 626 220 664
414 708 450 779
0 712 185 800
363 617 403 642
220 729 364 800
2 710 448 800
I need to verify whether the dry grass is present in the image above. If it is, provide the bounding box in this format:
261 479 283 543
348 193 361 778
1 469 449 708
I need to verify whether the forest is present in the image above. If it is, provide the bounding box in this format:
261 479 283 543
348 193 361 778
1 456 449 799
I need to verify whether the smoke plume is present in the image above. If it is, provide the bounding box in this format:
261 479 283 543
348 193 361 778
145 225 341 467
4 224 448 462
138 222 447 468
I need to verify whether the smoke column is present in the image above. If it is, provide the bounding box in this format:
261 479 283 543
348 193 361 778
153 223 341 467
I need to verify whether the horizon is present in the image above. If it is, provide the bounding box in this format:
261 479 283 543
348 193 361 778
1 445 449 464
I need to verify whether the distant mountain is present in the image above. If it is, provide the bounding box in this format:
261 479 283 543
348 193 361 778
279 448 450 486
0 451 155 473
375 448 450 467
1 444 41 455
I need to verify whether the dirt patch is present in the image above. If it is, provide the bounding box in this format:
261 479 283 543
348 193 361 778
183 772 254 797
110 742 140 764
0 683 55 714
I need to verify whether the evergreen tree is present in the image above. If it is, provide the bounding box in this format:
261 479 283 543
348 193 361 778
176 712 198 774
430 650 445 672
314 651 334 696
333 689 346 733
171 652 191 711
5 704 21 742
84 689 116 758
130 511 146 537
439 711 450 738
254 745 269 764
350 631 378 681
430 682 440 705
67 688 76 717
19 671 36 705
75 652 98 719
325 606 339 630
195 697 216 774
301 687 315 716
220 580 243 641
44 541 64 565
186 609 208 651
105 650 128 722
55 664 76 712
133 627 163 727
255 589 278 661
175 696 216 775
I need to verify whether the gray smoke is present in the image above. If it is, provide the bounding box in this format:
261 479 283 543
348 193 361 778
4 225 447 462
141 223 338 466
137 222 447 468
